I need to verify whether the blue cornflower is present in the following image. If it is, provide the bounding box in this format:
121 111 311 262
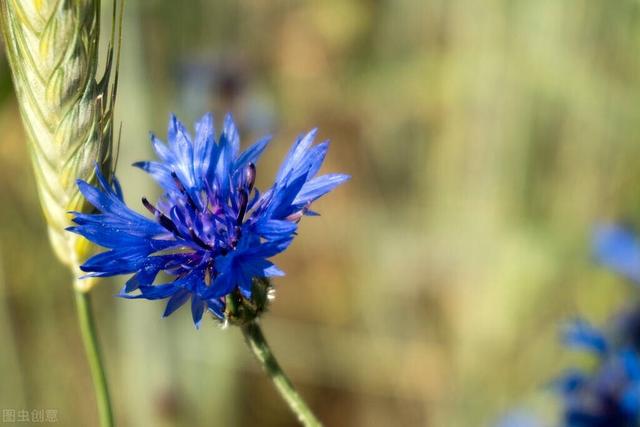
555 317 640 427
68 113 349 327
593 224 640 284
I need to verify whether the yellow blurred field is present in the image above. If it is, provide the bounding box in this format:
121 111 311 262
1 1 639 426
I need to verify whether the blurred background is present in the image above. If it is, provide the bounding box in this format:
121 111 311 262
2 1 640 426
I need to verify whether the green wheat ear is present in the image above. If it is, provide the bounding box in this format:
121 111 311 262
1 0 122 290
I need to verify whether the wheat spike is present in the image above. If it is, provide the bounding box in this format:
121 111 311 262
1 0 120 287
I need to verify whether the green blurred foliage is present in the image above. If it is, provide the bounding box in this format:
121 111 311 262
2 0 640 426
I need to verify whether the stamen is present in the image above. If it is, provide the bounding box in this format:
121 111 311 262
189 227 212 250
171 171 197 209
158 215 180 235
141 197 157 214
245 163 256 191
236 189 249 225
143 197 181 235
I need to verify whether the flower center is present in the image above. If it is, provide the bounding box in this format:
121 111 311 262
141 163 259 257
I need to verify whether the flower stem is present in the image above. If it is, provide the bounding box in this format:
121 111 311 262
241 320 322 426
74 289 114 427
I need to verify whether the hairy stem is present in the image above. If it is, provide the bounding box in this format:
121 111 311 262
241 320 322 427
74 289 114 427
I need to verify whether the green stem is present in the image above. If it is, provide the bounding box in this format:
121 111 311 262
74 289 114 427
241 320 322 427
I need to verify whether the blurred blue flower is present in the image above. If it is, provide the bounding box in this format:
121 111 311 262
561 318 608 356
593 224 640 284
555 318 640 427
68 113 349 327
495 410 543 427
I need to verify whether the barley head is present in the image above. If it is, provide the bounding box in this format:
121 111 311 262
1 0 120 290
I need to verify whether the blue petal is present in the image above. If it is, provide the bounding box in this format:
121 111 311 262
124 262 161 292
300 140 330 179
264 263 285 277
243 237 293 259
133 160 177 194
193 112 217 180
268 172 310 219
124 255 181 292
111 176 124 201
163 289 191 317
76 179 122 214
208 271 235 299
79 240 181 276
594 224 640 284
69 214 165 239
253 219 297 240
293 173 350 206
150 133 173 163
191 295 206 328
275 129 317 183
222 113 240 158
235 136 271 170
120 284 179 300
206 298 225 319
